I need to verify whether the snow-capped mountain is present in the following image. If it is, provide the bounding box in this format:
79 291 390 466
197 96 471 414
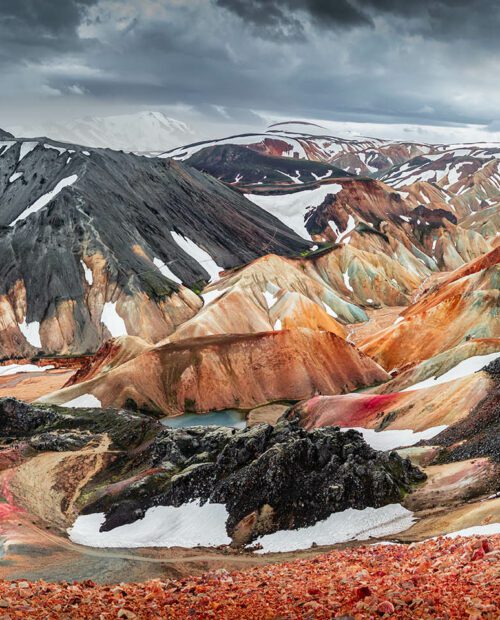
0 134 308 358
8 111 197 152
165 120 434 177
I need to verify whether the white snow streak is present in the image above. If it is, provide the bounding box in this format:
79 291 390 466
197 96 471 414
153 257 182 284
171 232 223 282
10 174 78 226
101 302 127 337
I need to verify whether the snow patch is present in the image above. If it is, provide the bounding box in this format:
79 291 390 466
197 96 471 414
8 172 23 183
171 232 222 282
341 426 448 451
44 143 66 155
0 364 54 377
201 288 226 306
255 504 414 553
336 214 356 243
263 290 278 309
322 302 338 319
343 271 353 292
245 184 342 241
19 142 38 161
153 257 182 284
63 394 102 408
442 523 500 538
402 352 500 392
18 320 41 348
68 501 231 548
80 260 93 285
101 302 127 337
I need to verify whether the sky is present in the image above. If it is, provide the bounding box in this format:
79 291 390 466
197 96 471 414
1 0 500 143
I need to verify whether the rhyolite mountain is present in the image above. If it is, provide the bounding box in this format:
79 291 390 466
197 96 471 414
40 328 390 416
0 136 310 358
382 143 500 217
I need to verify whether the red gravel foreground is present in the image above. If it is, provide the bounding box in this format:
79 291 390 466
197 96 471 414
0 536 498 619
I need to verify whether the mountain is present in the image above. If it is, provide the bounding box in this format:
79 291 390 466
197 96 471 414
181 143 354 189
360 247 500 371
244 177 490 274
40 329 390 416
165 121 434 176
0 128 14 139
8 111 196 152
0 135 309 358
382 143 500 217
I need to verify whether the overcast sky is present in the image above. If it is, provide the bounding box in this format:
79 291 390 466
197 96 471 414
1 0 500 142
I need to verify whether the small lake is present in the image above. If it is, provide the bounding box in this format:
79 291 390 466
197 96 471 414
161 409 246 429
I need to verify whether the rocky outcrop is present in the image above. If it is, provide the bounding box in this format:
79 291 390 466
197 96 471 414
40 329 390 416
0 397 161 450
82 418 425 545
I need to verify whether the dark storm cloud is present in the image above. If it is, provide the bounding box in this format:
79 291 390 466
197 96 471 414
215 0 500 45
214 0 370 39
1 0 500 132
0 0 97 63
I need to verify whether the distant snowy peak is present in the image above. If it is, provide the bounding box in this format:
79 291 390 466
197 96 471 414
9 112 197 153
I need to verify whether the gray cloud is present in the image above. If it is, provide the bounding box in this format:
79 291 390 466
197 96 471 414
214 0 371 39
1 0 499 133
0 0 98 63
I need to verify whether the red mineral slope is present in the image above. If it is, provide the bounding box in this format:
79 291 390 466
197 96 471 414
0 536 497 619
40 329 389 416
288 368 491 432
360 248 499 371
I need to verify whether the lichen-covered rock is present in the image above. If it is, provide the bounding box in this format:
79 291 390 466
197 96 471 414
0 397 161 450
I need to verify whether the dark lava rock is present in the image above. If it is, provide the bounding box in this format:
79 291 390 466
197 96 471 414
0 397 161 450
429 358 500 464
85 419 425 545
